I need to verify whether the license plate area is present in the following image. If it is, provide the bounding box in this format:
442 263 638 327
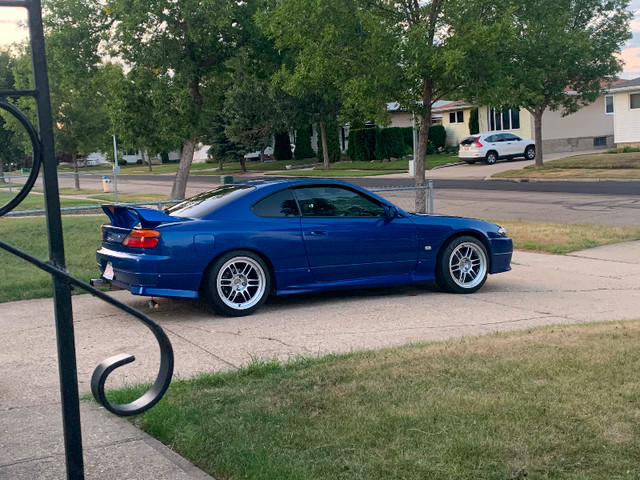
103 262 114 280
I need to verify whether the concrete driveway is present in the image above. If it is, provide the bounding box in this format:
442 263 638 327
1 241 639 479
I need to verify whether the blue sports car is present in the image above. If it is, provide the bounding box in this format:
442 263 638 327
94 179 512 316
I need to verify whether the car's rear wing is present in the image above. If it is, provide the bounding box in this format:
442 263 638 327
101 205 183 229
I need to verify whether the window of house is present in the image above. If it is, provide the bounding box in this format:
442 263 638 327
630 93 640 109
605 95 614 114
593 136 607 147
449 111 464 123
489 108 520 131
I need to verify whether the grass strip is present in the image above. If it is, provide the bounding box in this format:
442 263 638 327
111 319 640 480
0 191 102 211
491 220 640 254
493 152 640 179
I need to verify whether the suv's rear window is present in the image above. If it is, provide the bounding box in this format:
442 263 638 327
166 185 254 218
460 136 478 145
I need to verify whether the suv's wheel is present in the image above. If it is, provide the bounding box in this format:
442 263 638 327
485 151 498 165
205 250 270 316
525 145 535 160
436 236 488 294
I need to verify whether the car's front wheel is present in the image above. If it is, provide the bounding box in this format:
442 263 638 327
524 145 535 160
436 236 488 294
485 151 498 165
205 250 270 316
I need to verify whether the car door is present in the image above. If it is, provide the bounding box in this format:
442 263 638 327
294 186 418 283
501 133 523 156
484 134 502 156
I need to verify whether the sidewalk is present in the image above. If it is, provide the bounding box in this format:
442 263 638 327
1 241 639 479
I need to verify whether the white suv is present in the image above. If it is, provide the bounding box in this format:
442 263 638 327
459 132 536 165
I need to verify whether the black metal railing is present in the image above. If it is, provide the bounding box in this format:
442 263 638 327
0 1 174 479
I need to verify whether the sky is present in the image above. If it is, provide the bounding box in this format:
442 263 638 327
1 3 640 80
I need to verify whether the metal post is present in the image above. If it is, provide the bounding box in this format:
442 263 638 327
112 134 119 203
428 179 434 214
26 1 85 478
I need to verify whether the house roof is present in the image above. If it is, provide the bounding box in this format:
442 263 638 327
386 100 452 112
432 100 474 112
608 77 640 91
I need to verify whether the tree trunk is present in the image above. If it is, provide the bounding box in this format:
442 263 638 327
0 164 5 183
141 148 152 172
72 151 80 189
533 106 545 167
414 83 434 213
320 121 330 171
170 136 197 200
239 155 247 173
219 159 224 170
260 147 265 162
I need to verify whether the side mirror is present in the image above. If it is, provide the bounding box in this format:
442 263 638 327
384 205 399 218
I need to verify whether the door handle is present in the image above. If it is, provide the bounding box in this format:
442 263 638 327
309 231 327 236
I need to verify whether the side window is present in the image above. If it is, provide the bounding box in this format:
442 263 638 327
293 186 386 217
485 135 498 143
605 95 614 114
252 189 300 217
503 133 520 141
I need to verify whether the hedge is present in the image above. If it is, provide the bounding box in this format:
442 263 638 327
348 125 446 161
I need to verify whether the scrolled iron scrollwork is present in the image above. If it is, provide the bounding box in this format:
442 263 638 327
0 99 174 418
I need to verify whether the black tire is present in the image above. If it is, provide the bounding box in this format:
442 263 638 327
485 151 498 165
436 236 488 294
524 145 535 160
464 160 476 165
205 250 271 316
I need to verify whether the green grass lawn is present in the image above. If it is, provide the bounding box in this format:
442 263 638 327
493 152 640 179
0 215 104 303
111 319 640 479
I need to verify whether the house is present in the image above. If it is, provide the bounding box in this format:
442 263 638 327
608 77 640 148
392 89 621 154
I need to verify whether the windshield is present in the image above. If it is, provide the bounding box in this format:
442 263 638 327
166 185 255 218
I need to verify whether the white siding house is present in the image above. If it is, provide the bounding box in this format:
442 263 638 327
609 77 640 148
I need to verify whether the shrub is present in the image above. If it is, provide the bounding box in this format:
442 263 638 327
348 128 377 161
428 124 446 149
294 125 315 159
469 108 479 135
375 127 406 160
273 131 293 160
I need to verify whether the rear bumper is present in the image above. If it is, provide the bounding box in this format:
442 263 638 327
96 247 201 299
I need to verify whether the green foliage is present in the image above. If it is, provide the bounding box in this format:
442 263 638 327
374 127 406 160
293 124 315 160
348 128 377 161
316 121 341 163
428 124 446 150
469 108 479 135
273 131 293 160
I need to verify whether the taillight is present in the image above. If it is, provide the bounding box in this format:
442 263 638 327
122 229 160 248
474 138 483 147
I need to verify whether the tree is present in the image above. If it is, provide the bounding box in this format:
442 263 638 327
258 0 396 170
476 0 632 167
44 0 110 188
370 0 511 211
0 50 25 183
106 0 258 199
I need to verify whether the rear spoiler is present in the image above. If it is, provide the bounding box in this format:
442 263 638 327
101 205 183 229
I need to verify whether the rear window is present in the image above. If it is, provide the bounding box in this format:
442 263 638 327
460 136 478 146
165 185 254 218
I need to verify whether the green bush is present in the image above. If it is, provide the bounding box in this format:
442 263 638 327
428 124 447 149
294 125 315 159
348 128 377 161
273 131 293 160
469 108 479 135
374 127 406 160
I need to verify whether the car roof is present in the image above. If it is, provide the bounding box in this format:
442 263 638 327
228 177 355 190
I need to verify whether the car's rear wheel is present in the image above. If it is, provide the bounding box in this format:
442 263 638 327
436 236 488 294
205 250 270 316
525 145 535 160
485 151 498 165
